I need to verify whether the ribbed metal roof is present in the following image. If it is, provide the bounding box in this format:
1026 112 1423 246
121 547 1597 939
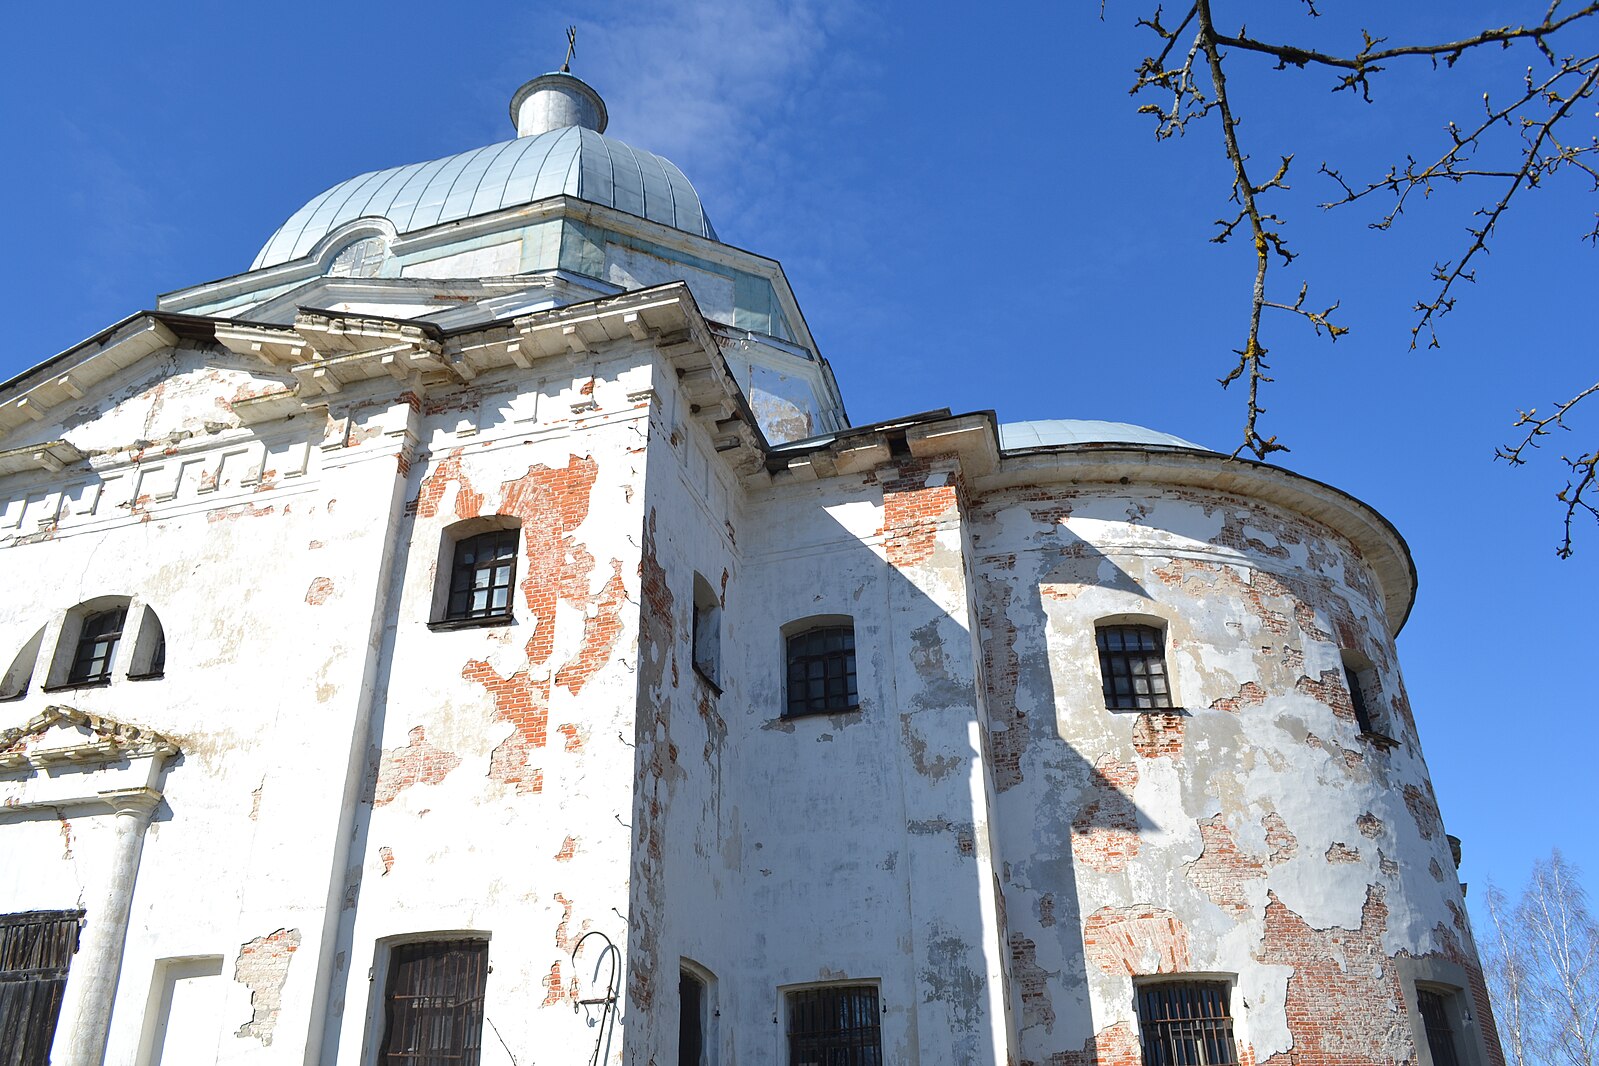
998 419 1205 451
252 126 716 270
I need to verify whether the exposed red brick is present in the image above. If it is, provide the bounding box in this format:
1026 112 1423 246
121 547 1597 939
554 835 577 862
1211 681 1268 713
1038 1021 1143 1066
1404 783 1443 840
234 927 301 1044
874 457 962 568
410 451 483 520
207 502 275 523
374 726 462 807
1256 886 1407 1065
1083 905 1193 976
554 559 628 694
1185 815 1267 918
1325 842 1361 864
1296 669 1356 722
556 723 585 752
1072 755 1140 873
1357 812 1384 839
1131 711 1185 758
1263 812 1299 865
980 574 1027 793
304 576 335 605
1008 933 1056 1032
378 846 395 875
462 663 549 794
542 961 566 1006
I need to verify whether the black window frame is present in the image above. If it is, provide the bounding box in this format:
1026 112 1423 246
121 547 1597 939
1097 623 1174 710
378 939 489 1066
68 608 126 685
785 984 882 1066
1136 980 1240 1066
784 624 858 718
440 529 519 626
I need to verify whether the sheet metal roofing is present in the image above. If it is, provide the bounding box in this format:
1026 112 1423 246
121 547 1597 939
252 126 717 270
998 419 1205 451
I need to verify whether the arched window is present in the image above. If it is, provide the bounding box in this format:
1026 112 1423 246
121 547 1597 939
325 235 388 278
1096 623 1172 709
784 619 857 718
1 627 45 701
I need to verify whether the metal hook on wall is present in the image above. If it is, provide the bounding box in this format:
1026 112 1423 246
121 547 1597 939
571 929 621 1066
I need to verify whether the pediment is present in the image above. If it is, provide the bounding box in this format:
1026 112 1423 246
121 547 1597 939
0 705 179 771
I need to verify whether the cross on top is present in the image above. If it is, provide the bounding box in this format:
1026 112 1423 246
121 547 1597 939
561 26 577 73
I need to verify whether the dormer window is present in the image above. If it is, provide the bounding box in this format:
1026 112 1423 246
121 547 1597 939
68 609 125 685
325 235 388 278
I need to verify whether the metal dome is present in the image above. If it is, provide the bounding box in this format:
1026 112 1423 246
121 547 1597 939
252 125 717 270
998 418 1205 451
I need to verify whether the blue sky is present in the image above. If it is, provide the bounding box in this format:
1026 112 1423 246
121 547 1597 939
2 1 1593 905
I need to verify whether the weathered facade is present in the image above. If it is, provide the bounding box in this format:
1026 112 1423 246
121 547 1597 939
0 70 1499 1066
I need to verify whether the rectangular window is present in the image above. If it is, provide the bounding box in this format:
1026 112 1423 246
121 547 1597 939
1136 981 1239 1066
1097 624 1173 709
785 625 858 717
786 985 881 1066
379 940 489 1065
69 608 126 684
0 910 83 1064
680 970 704 1066
1417 989 1463 1066
446 531 518 622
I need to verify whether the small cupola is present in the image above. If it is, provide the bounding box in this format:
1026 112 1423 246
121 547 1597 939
509 72 608 137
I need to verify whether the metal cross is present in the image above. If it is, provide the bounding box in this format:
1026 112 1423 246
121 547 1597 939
562 26 577 73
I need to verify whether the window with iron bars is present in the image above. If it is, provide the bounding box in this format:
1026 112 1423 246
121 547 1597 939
69 608 126 684
786 984 882 1066
1417 989 1463 1066
1136 980 1240 1066
379 940 489 1066
0 910 83 1065
1097 624 1174 709
785 625 858 717
445 530 519 623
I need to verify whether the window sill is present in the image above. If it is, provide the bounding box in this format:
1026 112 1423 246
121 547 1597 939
782 705 860 721
1359 730 1400 751
1104 705 1187 715
427 614 515 632
127 671 165 682
692 664 722 696
42 678 112 693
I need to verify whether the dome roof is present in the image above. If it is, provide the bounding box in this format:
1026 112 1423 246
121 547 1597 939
998 419 1205 451
252 125 717 270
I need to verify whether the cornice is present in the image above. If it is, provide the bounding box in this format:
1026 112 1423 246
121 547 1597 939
0 705 181 772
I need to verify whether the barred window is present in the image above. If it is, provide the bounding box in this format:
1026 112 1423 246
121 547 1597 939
785 625 857 717
787 985 881 1066
379 940 489 1066
1097 624 1173 709
1417 989 1463 1066
69 608 125 684
1137 981 1239 1066
0 910 83 1064
446 530 518 622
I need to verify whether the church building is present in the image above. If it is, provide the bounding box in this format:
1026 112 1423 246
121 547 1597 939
0 65 1501 1066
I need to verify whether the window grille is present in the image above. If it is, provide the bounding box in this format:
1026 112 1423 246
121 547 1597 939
1417 989 1462 1066
69 608 126 684
1097 624 1173 709
446 531 519 622
786 985 882 1066
327 235 388 278
379 940 488 1066
785 625 857 717
1136 981 1239 1066
0 910 83 1065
